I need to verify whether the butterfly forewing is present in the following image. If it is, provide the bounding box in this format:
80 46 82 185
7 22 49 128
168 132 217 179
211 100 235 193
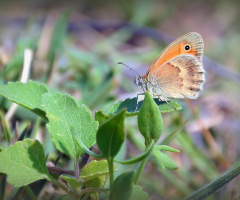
145 32 204 77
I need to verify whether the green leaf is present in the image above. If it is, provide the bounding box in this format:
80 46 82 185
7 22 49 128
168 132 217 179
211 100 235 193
0 81 49 120
80 160 117 181
151 147 179 170
184 161 240 200
97 109 126 158
60 175 82 192
106 97 181 117
0 139 50 187
110 171 136 200
42 93 98 161
137 91 163 146
130 185 148 200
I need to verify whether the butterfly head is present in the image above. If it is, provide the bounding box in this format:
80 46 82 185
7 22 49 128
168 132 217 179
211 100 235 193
134 76 148 92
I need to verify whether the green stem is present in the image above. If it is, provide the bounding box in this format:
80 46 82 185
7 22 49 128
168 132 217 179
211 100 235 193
108 158 114 188
134 156 148 184
74 155 79 180
133 140 155 184
24 186 37 200
184 161 240 200
114 140 155 164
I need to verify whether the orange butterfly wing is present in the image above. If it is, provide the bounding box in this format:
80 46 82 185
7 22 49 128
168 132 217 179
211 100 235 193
145 32 203 77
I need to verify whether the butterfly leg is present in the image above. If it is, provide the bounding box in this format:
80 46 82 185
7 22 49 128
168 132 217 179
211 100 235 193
158 96 176 110
135 93 145 111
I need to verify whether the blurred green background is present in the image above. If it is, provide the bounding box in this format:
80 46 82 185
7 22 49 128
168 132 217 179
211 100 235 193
0 0 240 199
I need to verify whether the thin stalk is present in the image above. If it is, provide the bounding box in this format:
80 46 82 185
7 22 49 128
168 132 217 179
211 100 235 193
24 186 37 200
74 155 79 180
108 158 114 188
184 161 240 200
134 156 148 184
133 141 155 184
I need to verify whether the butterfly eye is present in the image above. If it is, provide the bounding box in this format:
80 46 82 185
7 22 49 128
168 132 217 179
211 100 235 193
185 44 191 51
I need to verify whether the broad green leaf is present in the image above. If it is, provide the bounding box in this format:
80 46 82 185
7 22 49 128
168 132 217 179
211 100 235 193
80 160 117 181
0 81 49 120
110 171 136 200
130 185 148 200
0 139 50 187
42 93 98 161
138 91 163 146
151 148 179 170
97 109 126 158
106 97 181 117
60 175 82 192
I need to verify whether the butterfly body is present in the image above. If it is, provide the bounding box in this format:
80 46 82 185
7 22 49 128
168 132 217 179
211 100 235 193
134 32 205 101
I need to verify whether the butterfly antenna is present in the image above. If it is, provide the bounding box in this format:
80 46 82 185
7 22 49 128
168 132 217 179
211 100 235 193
118 62 141 76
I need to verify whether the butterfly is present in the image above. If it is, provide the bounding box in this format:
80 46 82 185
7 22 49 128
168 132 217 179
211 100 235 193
119 32 205 108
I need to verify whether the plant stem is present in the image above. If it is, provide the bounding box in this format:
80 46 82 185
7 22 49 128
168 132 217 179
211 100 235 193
184 161 240 200
24 186 37 200
108 158 114 188
74 155 79 180
134 157 148 184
